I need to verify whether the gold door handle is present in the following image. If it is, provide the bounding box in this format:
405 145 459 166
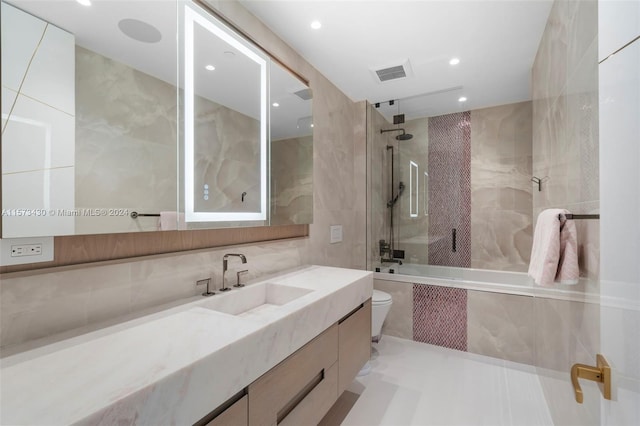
571 354 611 403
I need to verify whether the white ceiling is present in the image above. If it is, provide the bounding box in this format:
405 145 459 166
239 0 554 120
6 0 553 130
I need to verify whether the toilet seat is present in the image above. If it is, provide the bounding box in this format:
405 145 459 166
372 289 392 305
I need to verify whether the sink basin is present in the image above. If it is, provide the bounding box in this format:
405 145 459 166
199 282 313 317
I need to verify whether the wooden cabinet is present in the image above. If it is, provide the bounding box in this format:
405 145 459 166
195 299 371 426
248 324 338 426
338 300 371 395
196 394 248 426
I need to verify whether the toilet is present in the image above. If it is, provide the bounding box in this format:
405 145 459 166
371 289 393 342
358 289 393 377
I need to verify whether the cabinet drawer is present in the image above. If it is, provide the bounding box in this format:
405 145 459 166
248 324 338 426
278 362 338 426
200 394 248 426
338 299 371 394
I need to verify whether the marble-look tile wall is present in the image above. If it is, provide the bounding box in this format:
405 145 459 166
531 1 600 423
470 102 533 272
0 239 305 351
0 0 366 350
374 279 535 365
467 291 534 365
75 47 177 234
270 136 313 225
193 95 261 214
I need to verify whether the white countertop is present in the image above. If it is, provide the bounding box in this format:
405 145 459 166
0 265 373 425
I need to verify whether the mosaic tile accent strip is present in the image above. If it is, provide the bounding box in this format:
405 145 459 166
413 284 467 351
427 112 471 267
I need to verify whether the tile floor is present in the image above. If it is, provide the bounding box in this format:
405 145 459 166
320 336 553 426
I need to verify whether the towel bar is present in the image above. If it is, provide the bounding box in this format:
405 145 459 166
560 214 600 220
130 212 161 219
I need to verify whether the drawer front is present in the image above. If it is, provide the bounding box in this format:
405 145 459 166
248 324 338 426
203 395 248 426
338 299 372 394
278 362 338 426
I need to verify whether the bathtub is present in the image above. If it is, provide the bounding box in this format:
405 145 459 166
373 262 598 302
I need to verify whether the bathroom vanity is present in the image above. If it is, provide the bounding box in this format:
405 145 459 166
0 266 372 425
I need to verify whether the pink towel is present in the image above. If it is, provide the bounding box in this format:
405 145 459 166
158 211 187 231
528 209 579 286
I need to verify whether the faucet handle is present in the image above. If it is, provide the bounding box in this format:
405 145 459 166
234 270 249 287
196 278 215 297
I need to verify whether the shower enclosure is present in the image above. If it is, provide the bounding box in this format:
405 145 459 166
367 100 533 275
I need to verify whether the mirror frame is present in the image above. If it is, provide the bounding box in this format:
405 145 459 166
183 3 268 223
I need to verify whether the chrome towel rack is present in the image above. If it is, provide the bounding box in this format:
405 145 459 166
130 212 161 219
560 214 600 220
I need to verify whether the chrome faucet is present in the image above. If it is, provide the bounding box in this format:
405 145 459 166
221 253 247 291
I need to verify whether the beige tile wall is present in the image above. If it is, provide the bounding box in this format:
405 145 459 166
270 136 313 225
470 102 533 272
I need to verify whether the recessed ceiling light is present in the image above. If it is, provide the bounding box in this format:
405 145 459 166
205 65 215 71
458 96 468 102
272 102 280 107
76 0 91 6
310 20 322 30
449 57 460 66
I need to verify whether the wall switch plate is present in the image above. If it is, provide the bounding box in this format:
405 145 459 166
0 237 54 266
330 225 343 244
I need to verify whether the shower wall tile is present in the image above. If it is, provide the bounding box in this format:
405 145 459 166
467 291 534 365
413 284 467 351
374 279 413 340
470 102 533 272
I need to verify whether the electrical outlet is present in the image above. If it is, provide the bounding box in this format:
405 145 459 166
11 244 43 257
1 237 54 266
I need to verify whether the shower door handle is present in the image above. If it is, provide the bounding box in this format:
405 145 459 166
452 228 457 253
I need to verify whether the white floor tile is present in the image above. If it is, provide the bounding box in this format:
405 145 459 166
339 336 553 426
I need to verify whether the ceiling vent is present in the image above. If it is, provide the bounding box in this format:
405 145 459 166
371 59 413 84
375 65 406 82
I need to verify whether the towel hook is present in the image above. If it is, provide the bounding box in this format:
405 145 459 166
531 176 542 192
241 191 247 202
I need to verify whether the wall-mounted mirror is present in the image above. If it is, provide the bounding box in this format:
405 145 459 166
1 0 314 238
269 63 313 226
182 2 267 224
1 0 180 237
